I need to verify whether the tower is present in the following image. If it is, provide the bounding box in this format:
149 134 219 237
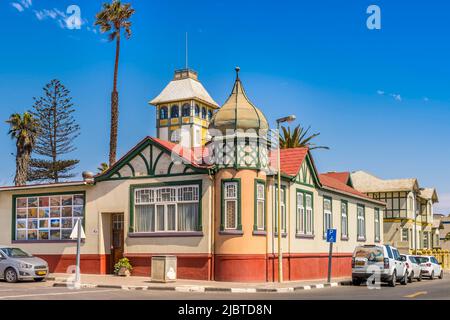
149 69 219 148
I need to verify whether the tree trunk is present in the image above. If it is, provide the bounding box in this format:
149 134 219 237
14 147 30 186
109 34 121 166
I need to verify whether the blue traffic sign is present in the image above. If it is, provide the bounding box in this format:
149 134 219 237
326 229 337 243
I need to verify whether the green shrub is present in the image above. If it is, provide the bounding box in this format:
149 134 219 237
114 257 133 275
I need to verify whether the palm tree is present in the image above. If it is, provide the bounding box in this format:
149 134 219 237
279 124 329 150
95 0 135 166
97 162 109 173
6 112 39 186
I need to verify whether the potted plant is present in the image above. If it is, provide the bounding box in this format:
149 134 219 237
114 257 133 277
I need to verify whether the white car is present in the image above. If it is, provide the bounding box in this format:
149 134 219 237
401 254 422 282
352 244 408 287
416 256 443 280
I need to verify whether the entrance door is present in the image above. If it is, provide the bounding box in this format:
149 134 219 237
110 213 124 273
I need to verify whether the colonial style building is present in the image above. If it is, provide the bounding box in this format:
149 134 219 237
350 171 439 253
0 68 385 282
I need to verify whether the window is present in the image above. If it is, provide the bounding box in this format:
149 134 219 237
255 181 265 231
181 103 191 117
208 109 213 120
201 107 207 119
14 193 85 241
323 197 332 237
357 204 366 240
194 104 200 117
374 208 380 242
296 192 305 234
223 181 239 230
134 185 200 232
159 106 168 119
377 191 408 218
170 129 180 142
401 228 409 242
170 105 179 118
341 201 348 239
305 194 313 234
423 232 429 249
274 186 286 234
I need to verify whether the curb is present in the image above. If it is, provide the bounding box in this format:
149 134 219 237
52 281 342 293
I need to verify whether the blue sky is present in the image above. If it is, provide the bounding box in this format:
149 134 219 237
1 0 449 212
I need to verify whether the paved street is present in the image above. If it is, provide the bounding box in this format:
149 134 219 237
0 278 449 300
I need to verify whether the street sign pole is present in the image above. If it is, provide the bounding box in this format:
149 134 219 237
327 241 333 283
75 217 82 284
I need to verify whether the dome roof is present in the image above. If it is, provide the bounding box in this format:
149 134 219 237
209 67 269 133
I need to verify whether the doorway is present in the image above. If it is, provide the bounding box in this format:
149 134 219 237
110 213 124 274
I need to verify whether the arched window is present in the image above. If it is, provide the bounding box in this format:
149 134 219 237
208 109 213 120
182 103 191 117
170 105 179 118
159 106 168 119
201 107 206 119
194 104 200 117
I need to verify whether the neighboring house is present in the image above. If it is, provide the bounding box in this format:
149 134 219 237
435 214 450 251
350 171 439 253
0 68 385 282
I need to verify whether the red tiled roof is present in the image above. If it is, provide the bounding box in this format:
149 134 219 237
319 173 373 201
269 147 309 176
323 172 350 185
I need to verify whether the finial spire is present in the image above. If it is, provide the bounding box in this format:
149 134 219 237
185 32 189 69
235 66 240 80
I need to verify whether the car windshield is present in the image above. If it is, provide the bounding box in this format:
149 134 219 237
1 248 32 258
408 256 417 263
353 247 384 262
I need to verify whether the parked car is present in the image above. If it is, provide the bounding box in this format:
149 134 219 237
0 246 49 283
415 255 443 280
352 244 408 287
401 254 422 282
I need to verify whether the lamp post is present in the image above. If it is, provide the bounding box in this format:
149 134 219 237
275 115 296 282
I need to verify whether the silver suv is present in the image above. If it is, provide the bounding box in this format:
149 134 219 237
352 244 408 287
0 246 49 283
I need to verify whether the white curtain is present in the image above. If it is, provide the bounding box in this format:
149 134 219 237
135 204 155 232
178 203 198 231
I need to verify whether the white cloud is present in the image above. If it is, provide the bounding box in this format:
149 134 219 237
423 97 429 102
11 2 24 12
20 0 32 8
391 93 402 102
376 90 385 95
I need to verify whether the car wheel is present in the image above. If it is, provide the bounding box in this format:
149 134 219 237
430 271 435 280
418 272 422 282
34 278 45 282
401 271 408 285
439 270 443 280
408 271 414 283
5 268 18 283
389 271 397 287
352 278 361 286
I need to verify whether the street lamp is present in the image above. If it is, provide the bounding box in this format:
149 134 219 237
275 114 296 282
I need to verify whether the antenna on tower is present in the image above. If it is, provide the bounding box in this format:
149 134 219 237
185 32 188 69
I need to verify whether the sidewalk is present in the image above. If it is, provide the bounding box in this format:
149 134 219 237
49 273 351 293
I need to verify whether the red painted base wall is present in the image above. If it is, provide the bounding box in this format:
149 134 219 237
36 252 352 282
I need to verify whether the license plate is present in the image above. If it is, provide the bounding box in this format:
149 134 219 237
36 271 47 276
356 261 365 266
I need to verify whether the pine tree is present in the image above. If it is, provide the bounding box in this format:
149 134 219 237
28 79 80 183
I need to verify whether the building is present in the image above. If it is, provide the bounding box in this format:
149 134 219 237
0 68 385 282
435 214 450 251
350 170 439 253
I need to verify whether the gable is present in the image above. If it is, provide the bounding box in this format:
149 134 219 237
96 138 207 182
294 153 321 187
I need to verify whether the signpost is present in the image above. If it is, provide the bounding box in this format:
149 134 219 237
70 218 86 284
326 229 337 283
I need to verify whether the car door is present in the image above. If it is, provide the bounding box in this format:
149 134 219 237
392 249 405 277
0 250 7 278
432 257 441 275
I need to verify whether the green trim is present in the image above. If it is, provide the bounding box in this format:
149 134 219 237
126 163 135 177
274 183 287 233
11 190 87 242
220 178 242 231
357 203 366 239
374 207 380 242
295 188 314 235
253 179 266 231
129 180 203 233
340 200 348 239
167 162 174 175
138 152 151 175
153 150 165 174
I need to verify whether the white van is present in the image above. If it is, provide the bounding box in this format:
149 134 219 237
352 244 408 287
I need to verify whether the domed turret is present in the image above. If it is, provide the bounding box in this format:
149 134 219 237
209 67 268 134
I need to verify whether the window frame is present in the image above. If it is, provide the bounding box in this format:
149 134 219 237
374 208 381 242
181 103 191 117
340 200 348 240
254 179 266 232
221 179 242 232
274 184 287 235
357 204 366 241
323 196 333 238
170 104 179 118
159 106 168 119
296 189 314 237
